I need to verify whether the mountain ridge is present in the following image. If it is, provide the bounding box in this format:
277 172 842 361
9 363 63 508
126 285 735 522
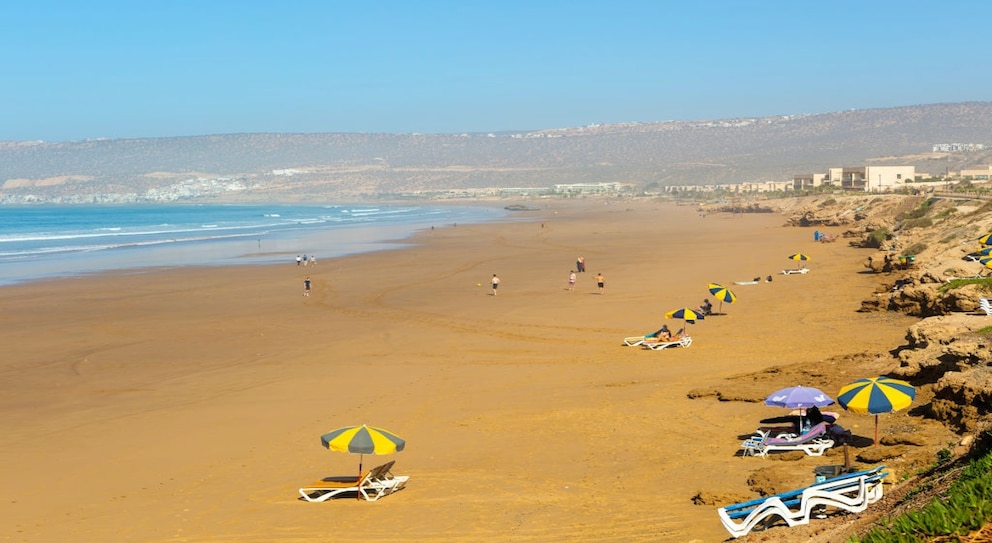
2 102 991 203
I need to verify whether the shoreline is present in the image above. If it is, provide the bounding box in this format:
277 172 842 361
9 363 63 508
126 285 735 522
0 197 931 542
0 202 512 287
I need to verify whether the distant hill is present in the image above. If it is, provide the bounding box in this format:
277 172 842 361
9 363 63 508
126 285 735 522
2 102 991 203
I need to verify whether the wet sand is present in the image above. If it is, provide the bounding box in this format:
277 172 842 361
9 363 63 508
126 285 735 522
0 198 918 542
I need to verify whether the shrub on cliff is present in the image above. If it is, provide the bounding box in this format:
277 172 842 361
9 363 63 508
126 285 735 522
900 217 933 230
865 228 892 249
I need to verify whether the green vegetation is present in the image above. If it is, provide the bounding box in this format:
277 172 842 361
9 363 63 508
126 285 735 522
896 199 933 221
903 243 927 256
854 432 992 542
865 228 892 249
938 277 992 293
935 208 957 220
976 326 992 335
900 217 933 230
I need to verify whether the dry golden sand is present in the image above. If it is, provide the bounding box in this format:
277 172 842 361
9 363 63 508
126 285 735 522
0 199 920 542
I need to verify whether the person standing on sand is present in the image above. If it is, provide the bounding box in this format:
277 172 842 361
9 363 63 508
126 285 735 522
568 270 576 291
304 276 311 297
577 256 586 272
491 274 500 296
595 272 605 294
296 255 302 266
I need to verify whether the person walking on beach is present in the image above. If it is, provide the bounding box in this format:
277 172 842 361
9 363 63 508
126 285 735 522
568 270 576 291
577 256 586 272
296 255 302 266
491 274 500 296
595 272 605 294
303 276 311 297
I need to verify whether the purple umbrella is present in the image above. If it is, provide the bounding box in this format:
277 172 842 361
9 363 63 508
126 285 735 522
765 386 835 433
765 386 835 409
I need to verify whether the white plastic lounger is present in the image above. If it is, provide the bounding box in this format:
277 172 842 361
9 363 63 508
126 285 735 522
641 336 692 350
781 268 810 275
740 422 834 457
299 461 409 502
717 466 887 538
625 327 684 347
981 298 992 316
623 336 651 346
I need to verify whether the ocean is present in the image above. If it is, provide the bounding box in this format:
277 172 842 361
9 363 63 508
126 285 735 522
0 203 508 286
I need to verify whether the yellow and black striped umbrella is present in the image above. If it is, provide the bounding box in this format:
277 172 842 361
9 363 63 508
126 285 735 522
787 253 811 262
665 307 705 324
978 233 992 245
837 377 915 446
707 283 737 314
321 424 405 483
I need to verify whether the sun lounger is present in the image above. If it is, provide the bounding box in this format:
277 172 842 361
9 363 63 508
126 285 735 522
740 422 834 457
299 460 409 502
981 298 992 316
641 335 692 350
717 466 887 538
781 268 810 275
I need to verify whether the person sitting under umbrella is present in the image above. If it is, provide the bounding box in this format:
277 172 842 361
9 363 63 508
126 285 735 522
696 298 713 316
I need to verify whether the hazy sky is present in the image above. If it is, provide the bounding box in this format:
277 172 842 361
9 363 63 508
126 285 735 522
3 0 990 142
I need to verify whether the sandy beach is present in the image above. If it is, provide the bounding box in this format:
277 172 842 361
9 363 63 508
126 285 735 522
1 198 926 542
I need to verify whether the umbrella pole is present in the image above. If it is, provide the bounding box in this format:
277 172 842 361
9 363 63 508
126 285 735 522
357 453 364 500
874 414 879 446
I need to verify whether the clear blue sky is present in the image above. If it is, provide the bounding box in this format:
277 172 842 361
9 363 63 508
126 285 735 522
3 0 990 142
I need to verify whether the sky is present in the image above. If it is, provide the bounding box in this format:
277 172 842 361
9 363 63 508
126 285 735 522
3 0 991 142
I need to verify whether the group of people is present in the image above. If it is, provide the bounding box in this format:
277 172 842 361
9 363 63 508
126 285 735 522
295 254 317 266
567 269 605 294
492 255 601 296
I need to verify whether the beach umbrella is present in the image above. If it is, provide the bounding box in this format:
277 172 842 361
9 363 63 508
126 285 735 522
978 233 992 245
321 424 405 491
665 307 705 325
977 247 992 256
765 385 835 434
765 385 835 409
707 283 737 314
787 253 811 268
837 376 915 446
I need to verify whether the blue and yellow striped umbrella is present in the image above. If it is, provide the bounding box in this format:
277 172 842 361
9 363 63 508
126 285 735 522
665 307 705 324
978 233 992 245
707 283 737 314
788 253 811 262
837 377 915 445
321 424 405 483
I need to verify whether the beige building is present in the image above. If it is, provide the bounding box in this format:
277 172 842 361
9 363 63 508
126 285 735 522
958 165 992 181
793 166 915 192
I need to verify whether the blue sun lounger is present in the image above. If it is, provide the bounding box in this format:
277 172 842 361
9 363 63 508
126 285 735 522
717 466 887 538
